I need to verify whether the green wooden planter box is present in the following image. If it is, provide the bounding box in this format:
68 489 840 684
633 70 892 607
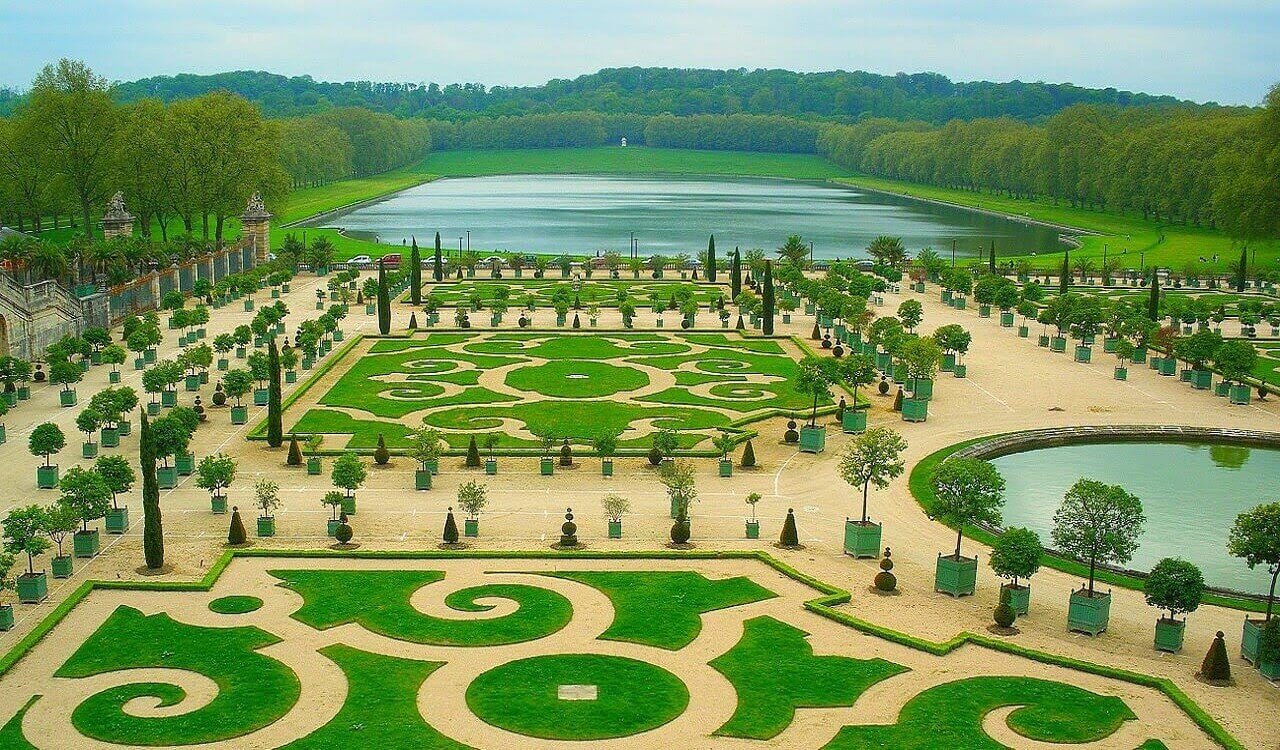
844 520 882 558
486 458 499 475
341 496 356 516
118 420 131 437
1159 358 1177 376
953 297 967 310
307 456 321 475
73 529 100 558
1000 311 1014 327
1074 345 1092 363
1154 618 1185 652
876 352 892 372
285 370 297 384
1131 346 1147 363
60 389 78 407
1148 355 1161 370
1018 325 1029 338
105 507 129 533
0 604 13 631
415 469 433 490
158 466 178 489
1114 366 1128 380
211 496 227 514
902 398 928 422
1215 381 1230 397
109 370 121 384
257 517 276 537
52 555 74 578
1260 657 1280 681
16 385 29 400
82 442 98 459
715 459 733 478
609 520 623 539
253 388 269 406
941 290 953 304
101 427 120 448
842 409 867 433
744 520 760 539
540 457 554 475
1002 583 1030 616
185 374 200 392
144 348 158 364
978 304 991 318
464 519 479 537
1067 589 1111 635
1050 337 1067 352
941 352 955 372
176 453 195 475
160 390 177 408
17 572 47 604
244 299 254 311
425 458 439 475
912 378 933 400
1229 384 1252 405
231 406 248 425
37 464 59 489
1242 619 1263 663
600 459 613 477
327 519 341 537
798 425 826 453
1038 334 1050 347
935 554 977 596
1103 337 1118 353
1190 369 1213 390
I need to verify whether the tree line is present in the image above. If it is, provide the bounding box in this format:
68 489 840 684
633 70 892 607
816 88 1280 243
107 67 1202 124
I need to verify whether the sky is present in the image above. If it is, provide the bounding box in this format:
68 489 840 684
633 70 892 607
1 0 1276 105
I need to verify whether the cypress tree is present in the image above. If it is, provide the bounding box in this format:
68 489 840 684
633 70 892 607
988 241 996 273
1148 272 1161 321
433 232 444 282
762 260 775 335
779 508 799 547
465 435 481 467
1236 246 1248 292
731 248 742 299
410 236 422 305
1059 250 1070 295
377 258 391 335
140 409 164 570
287 434 302 465
706 235 717 283
266 339 283 447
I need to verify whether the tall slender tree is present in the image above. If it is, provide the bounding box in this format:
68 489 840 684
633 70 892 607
266 339 283 447
140 409 164 570
762 260 775 335
410 236 422 305
988 241 996 273
433 232 443 282
1236 246 1248 292
731 248 742 299
1148 272 1161 321
706 235 717 283
1059 250 1070 295
376 258 391 335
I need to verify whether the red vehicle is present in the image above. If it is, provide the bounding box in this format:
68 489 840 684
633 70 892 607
379 253 401 267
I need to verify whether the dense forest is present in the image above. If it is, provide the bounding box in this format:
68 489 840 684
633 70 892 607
106 67 1203 124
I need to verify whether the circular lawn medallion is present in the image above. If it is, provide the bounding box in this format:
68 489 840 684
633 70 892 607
504 360 649 398
465 653 689 740
209 596 264 615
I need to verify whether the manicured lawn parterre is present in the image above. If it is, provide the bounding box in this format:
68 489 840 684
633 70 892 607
0 555 1232 749
412 279 729 308
286 331 826 452
208 594 264 614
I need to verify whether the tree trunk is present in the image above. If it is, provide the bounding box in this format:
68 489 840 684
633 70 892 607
1268 567 1278 621
861 480 870 524
955 527 963 559
1087 555 1097 595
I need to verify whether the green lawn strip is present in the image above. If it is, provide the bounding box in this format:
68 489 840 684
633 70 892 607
504 359 650 397
544 571 776 650
710 616 906 739
281 644 470 750
415 147 845 180
465 653 689 740
54 606 300 746
420 401 729 448
271 569 573 646
416 280 728 308
277 166 440 226
468 334 689 359
833 174 1280 273
208 595 263 615
1138 742 1170 750
909 435 1267 614
822 676 1134 749
0 550 1238 749
0 696 38 749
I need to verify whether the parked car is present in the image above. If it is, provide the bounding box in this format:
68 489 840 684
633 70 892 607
348 255 372 265
380 253 401 266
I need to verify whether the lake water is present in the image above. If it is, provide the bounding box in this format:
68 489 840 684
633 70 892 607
306 174 1066 260
991 442 1280 595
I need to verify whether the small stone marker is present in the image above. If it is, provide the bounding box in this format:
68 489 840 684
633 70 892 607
557 684 598 701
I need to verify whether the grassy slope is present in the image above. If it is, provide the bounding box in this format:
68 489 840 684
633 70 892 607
414 147 845 179
835 175 1280 274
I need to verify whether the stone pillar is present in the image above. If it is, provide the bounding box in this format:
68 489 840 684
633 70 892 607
101 192 134 240
239 192 272 264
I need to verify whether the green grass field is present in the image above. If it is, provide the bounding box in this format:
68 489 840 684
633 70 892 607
414 147 845 180
411 279 730 309
836 175 1280 275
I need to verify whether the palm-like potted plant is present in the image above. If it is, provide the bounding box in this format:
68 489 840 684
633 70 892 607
458 480 488 537
929 457 1006 597
1143 557 1204 653
989 527 1043 615
331 452 367 515
602 494 630 539
1052 478 1146 636
29 422 65 488
255 479 281 537
538 434 556 476
837 427 907 557
744 492 762 539
3 505 52 603
195 453 236 514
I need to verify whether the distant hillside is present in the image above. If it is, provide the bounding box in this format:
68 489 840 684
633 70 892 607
108 67 1208 124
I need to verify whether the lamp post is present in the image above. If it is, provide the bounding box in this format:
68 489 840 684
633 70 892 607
466 230 470 253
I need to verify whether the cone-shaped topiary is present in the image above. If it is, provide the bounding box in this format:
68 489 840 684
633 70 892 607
287 434 303 466
740 440 756 468
1197 630 1231 684
892 387 904 411
407 312 418 330
572 313 581 329
779 508 799 547
374 433 390 465
227 506 247 545
993 585 1017 628
466 435 481 467
735 315 745 330
560 438 573 467
648 445 662 466
335 513 353 544
443 507 459 544
811 322 821 340
874 547 897 591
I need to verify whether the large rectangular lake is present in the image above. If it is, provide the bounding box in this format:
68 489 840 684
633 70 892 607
303 174 1067 260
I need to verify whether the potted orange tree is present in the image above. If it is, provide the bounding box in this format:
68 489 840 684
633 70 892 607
1052 478 1146 636
838 426 907 558
929 457 1006 597
1143 557 1204 653
990 527 1043 616
1229 502 1280 675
